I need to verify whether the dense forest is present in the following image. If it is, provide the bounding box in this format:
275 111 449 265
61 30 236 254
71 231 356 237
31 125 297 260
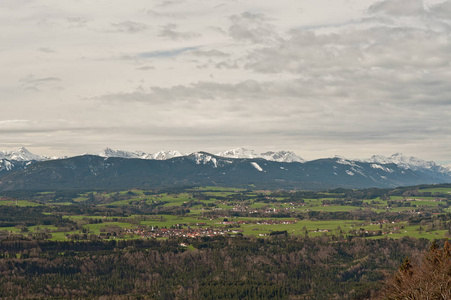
0 234 434 299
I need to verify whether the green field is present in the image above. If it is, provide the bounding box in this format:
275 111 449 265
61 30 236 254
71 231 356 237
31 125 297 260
2 184 451 242
419 187 451 194
0 200 41 206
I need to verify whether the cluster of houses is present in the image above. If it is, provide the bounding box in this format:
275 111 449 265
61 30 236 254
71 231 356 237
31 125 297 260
124 226 237 238
221 219 296 225
119 219 298 239
348 219 406 236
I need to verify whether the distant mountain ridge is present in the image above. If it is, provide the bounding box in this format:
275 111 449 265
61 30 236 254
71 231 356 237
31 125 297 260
2 147 448 170
0 148 52 177
98 147 305 163
216 148 305 163
99 148 185 160
0 151 450 191
0 147 48 161
363 153 447 171
0 147 450 191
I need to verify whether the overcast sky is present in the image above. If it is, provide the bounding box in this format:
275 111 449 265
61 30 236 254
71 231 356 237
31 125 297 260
1 0 450 163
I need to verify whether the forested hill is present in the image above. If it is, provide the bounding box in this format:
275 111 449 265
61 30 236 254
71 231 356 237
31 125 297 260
0 235 432 299
0 152 450 191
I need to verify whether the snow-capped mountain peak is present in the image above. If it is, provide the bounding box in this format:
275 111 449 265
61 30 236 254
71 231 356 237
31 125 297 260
365 153 438 170
216 148 258 159
98 148 184 160
188 152 218 167
152 150 184 160
99 148 141 159
0 147 48 161
216 148 304 163
260 150 305 163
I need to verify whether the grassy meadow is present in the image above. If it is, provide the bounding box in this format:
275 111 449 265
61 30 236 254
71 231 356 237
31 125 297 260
1 185 451 241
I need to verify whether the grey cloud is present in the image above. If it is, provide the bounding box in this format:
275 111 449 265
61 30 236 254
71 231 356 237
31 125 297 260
229 12 279 44
0 119 103 135
55 66 451 161
0 120 31 125
429 0 451 18
88 66 451 148
94 79 316 103
157 0 186 7
36 18 57 29
0 0 34 9
19 75 62 92
158 23 201 40
0 128 81 134
111 21 149 33
0 117 443 147
118 47 197 61
93 91 156 103
91 80 297 114
38 47 55 53
92 74 451 115
136 65 155 71
189 49 230 57
243 25 451 81
145 9 179 19
138 47 198 58
208 26 227 35
20 76 61 84
368 0 425 16
188 49 234 69
215 60 240 69
66 17 90 28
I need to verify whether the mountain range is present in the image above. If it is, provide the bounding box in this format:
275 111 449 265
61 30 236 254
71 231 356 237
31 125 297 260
0 147 450 191
97 147 305 163
0 147 52 162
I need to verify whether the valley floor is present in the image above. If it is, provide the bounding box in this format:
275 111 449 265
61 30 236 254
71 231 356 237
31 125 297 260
1 184 451 299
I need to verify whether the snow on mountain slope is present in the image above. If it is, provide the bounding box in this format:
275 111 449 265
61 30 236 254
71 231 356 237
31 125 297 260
0 147 48 161
370 164 394 173
216 148 258 159
250 162 264 172
365 153 449 173
217 148 304 163
99 148 184 160
0 159 14 172
1 150 450 191
336 156 359 167
260 151 305 163
189 152 218 167
0 147 449 184
151 150 184 160
99 148 144 159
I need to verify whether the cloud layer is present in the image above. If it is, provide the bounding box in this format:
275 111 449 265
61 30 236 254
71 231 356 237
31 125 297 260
1 0 451 163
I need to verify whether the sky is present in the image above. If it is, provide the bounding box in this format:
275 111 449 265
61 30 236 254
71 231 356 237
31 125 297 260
1 0 451 164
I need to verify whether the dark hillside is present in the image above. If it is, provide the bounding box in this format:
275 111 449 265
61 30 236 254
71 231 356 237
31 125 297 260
0 154 450 191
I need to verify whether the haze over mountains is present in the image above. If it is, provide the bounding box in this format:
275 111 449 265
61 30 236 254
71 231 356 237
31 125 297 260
0 147 450 191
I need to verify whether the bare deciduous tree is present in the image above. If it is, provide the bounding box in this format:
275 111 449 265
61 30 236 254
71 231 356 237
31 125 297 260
379 241 451 299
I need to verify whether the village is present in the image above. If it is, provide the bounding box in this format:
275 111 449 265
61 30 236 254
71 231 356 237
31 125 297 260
121 219 298 239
